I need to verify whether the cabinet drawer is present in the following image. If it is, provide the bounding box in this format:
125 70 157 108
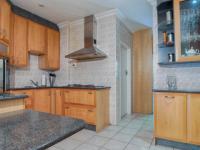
64 90 95 106
64 105 96 125
154 93 187 142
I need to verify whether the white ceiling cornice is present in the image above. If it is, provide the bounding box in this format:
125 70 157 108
58 21 70 29
146 0 156 6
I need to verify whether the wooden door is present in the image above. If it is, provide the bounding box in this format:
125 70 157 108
154 93 187 142
11 14 28 67
33 89 51 113
63 90 79 104
187 94 200 145
133 29 153 113
0 0 11 43
28 21 46 55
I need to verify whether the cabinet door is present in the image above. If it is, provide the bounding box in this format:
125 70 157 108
11 15 28 67
55 89 63 115
187 94 200 145
63 90 79 104
0 0 11 43
39 28 60 71
154 93 187 142
28 21 46 55
174 0 200 62
10 90 33 109
33 89 51 113
64 105 96 125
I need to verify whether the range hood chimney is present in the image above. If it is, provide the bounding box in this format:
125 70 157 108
65 15 107 61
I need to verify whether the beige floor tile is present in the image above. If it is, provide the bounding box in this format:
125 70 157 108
149 144 173 150
87 135 109 146
46 146 59 150
69 129 95 142
136 130 154 139
54 138 81 150
104 139 127 150
130 136 152 148
125 144 148 150
97 129 117 138
75 143 99 150
105 125 123 132
120 128 138 135
112 132 133 143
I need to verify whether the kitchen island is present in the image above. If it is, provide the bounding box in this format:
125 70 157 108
0 110 85 150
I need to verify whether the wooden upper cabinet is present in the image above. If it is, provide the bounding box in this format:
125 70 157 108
154 93 187 142
33 89 51 113
174 0 200 62
10 14 28 67
0 0 11 43
39 28 60 71
28 21 46 55
187 94 200 145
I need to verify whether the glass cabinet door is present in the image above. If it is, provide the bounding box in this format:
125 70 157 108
174 0 200 62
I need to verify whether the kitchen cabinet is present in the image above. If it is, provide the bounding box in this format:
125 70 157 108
65 104 96 125
154 92 187 142
63 89 109 132
0 0 11 44
39 28 60 71
33 89 51 113
10 90 33 109
51 89 63 115
174 0 200 62
10 14 28 67
187 94 200 145
28 21 46 55
63 89 95 106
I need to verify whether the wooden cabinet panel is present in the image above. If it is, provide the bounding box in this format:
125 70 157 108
0 0 11 43
39 28 60 71
10 90 33 109
51 89 63 115
154 93 187 142
33 89 51 113
28 21 46 55
64 89 95 106
187 94 200 145
10 14 28 67
65 104 96 125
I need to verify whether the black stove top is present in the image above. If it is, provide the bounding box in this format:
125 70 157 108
67 84 104 88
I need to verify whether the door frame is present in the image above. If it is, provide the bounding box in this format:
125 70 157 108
119 41 132 118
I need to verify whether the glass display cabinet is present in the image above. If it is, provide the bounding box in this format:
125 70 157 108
174 0 200 62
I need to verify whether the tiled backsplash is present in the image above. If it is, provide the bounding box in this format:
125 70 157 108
153 0 200 91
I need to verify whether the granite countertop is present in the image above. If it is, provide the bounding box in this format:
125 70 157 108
0 93 28 101
0 110 85 150
153 89 200 94
9 85 111 90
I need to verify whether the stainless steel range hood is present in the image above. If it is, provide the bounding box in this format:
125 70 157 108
65 15 107 61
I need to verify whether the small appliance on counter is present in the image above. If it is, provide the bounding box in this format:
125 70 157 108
49 73 56 87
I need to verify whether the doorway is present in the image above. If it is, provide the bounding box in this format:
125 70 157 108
120 42 131 119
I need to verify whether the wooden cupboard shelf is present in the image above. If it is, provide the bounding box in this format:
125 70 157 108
158 61 200 67
158 21 174 31
158 43 174 48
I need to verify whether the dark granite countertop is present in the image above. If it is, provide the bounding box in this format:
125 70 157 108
153 89 200 94
9 85 111 90
0 93 28 101
0 110 85 150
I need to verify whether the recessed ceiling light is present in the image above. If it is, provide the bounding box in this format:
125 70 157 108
192 0 197 4
38 4 45 8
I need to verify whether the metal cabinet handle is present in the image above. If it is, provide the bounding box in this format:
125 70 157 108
88 92 92 94
164 96 174 103
88 109 93 112
164 96 175 99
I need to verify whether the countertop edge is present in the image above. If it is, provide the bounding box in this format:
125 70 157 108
153 89 200 94
8 86 111 91
0 94 28 101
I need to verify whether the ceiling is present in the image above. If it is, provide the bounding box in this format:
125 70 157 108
10 0 153 32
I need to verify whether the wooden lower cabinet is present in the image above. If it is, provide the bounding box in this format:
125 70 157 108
33 89 51 113
10 90 33 109
187 94 200 145
154 93 187 142
154 92 200 146
65 104 96 125
51 89 63 115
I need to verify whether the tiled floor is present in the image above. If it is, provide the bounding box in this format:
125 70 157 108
47 114 178 150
